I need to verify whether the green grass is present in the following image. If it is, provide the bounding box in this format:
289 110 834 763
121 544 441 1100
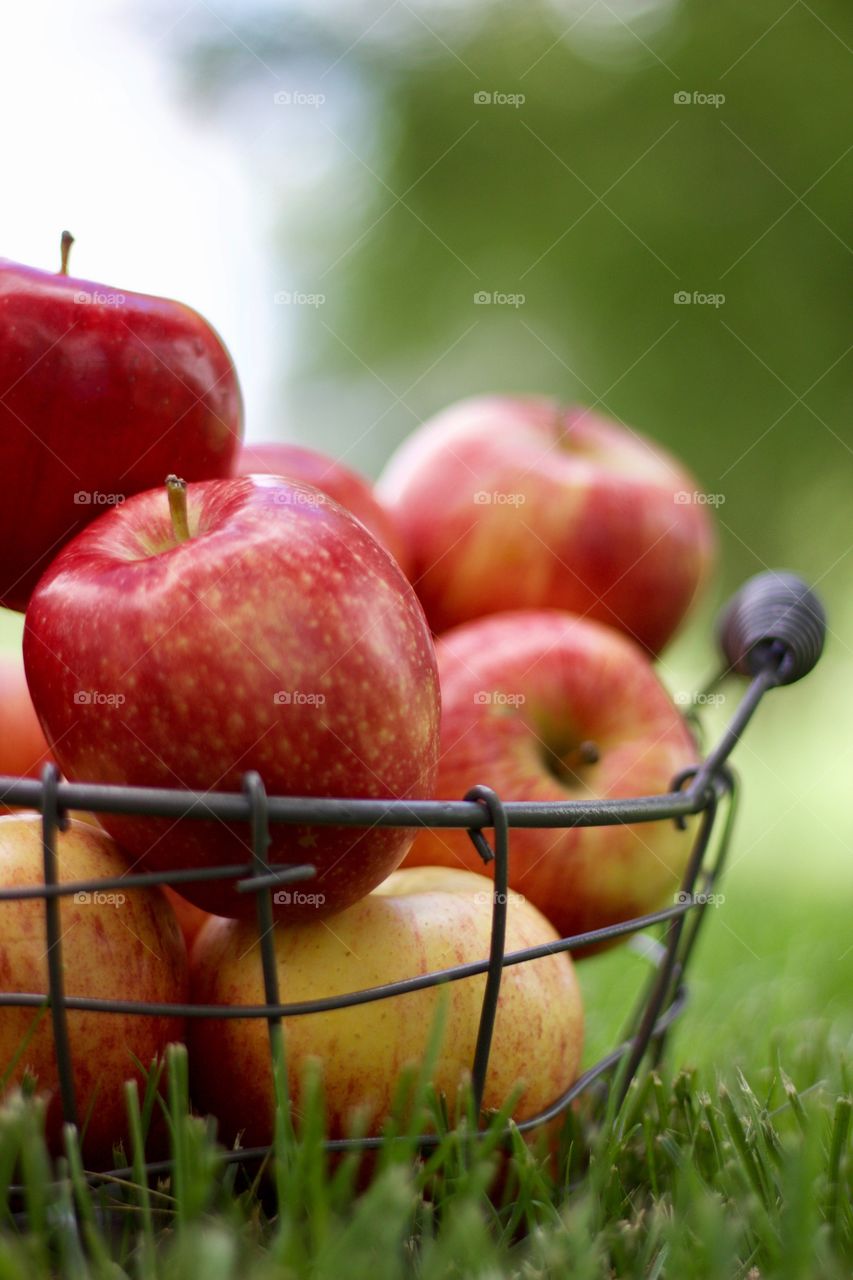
1 611 850 1275
0 882 849 1280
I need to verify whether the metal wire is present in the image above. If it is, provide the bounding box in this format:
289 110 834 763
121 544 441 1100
0 569 826 1184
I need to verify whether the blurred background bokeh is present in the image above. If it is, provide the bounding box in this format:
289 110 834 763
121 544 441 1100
1 0 851 1053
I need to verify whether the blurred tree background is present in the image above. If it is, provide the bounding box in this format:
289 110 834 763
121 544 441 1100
165 0 852 896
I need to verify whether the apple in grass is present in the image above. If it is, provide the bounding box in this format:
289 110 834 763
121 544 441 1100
402 611 698 943
0 814 187 1166
377 395 716 653
23 474 440 920
236 442 410 575
0 234 243 612
188 865 583 1146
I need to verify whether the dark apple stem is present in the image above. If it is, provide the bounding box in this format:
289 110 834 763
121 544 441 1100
59 231 74 275
564 739 600 771
165 475 192 543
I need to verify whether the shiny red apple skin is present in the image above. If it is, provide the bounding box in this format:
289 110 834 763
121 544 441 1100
23 475 440 920
403 610 698 942
0 646 53 809
0 257 243 612
236 442 410 574
377 396 716 653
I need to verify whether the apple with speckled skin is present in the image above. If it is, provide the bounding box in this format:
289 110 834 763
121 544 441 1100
23 474 440 920
0 235 243 613
236 441 410 575
402 611 698 943
0 814 187 1166
188 865 583 1145
377 396 716 653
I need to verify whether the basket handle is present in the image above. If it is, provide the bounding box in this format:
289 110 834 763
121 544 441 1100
717 570 826 685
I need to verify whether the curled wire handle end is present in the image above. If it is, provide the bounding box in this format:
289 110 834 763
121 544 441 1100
717 571 825 686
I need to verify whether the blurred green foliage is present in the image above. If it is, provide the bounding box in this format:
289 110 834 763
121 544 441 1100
172 0 852 887
177 0 851 584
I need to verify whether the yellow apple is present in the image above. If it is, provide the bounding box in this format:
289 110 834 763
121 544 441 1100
188 865 583 1145
0 814 188 1165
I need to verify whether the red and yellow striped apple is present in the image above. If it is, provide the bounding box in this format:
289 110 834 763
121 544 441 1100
188 865 583 1145
403 611 698 942
378 396 715 653
0 814 187 1165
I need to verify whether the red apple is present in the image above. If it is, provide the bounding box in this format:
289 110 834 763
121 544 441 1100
403 611 698 942
23 474 440 920
163 885 212 951
377 396 716 653
236 442 410 574
0 645 53 809
0 235 243 612
0 814 187 1165
189 865 583 1146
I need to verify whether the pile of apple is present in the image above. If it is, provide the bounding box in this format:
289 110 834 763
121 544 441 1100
0 243 715 1165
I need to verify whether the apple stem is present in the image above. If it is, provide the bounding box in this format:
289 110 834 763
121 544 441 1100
564 740 600 771
59 231 74 275
165 475 192 543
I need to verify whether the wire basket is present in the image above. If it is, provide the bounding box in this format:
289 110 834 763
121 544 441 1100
0 571 826 1183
